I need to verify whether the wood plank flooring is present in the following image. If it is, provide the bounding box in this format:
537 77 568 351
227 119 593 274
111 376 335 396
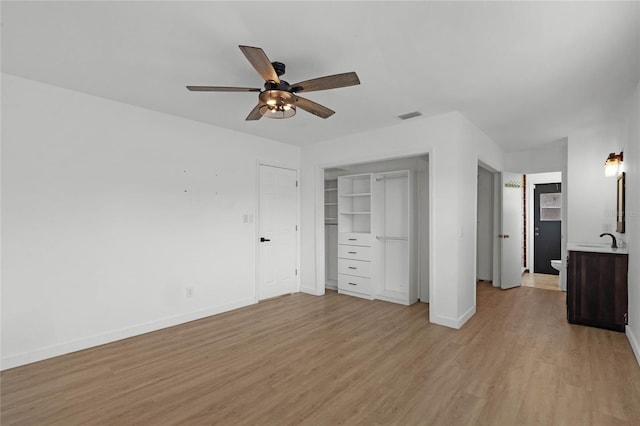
521 272 562 291
2 283 640 425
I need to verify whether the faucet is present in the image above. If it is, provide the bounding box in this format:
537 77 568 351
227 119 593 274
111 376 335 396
599 233 618 248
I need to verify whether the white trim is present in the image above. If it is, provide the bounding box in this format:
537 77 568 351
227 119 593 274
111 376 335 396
300 286 324 296
627 325 640 367
1 297 258 371
256 162 301 300
315 166 325 296
457 305 476 328
431 305 476 329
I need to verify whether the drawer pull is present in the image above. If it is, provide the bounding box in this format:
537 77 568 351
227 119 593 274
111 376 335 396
348 282 357 286
348 266 357 269
348 251 357 254
348 238 357 241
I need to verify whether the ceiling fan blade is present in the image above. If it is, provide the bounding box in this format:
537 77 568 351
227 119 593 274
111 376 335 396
245 103 263 121
239 45 280 84
295 96 335 119
186 86 261 92
291 72 360 93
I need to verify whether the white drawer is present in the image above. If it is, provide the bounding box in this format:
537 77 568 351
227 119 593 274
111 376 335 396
338 274 371 295
338 245 372 261
338 258 371 278
338 232 371 247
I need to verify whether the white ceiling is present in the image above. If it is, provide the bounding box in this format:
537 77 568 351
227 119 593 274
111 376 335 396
2 1 638 152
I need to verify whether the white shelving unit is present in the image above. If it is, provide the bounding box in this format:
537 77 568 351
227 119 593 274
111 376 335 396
330 170 417 305
337 174 373 299
338 174 372 234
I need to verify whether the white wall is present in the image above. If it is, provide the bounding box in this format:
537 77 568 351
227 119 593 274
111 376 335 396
1 74 300 369
567 125 624 242
506 139 568 174
621 83 640 365
300 112 504 329
567 82 639 365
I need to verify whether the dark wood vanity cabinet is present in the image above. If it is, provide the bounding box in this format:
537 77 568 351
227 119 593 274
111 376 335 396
567 251 628 332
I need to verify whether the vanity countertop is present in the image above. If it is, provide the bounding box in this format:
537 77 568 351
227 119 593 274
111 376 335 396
567 243 628 255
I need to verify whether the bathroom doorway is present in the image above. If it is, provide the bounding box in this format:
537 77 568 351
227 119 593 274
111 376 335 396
524 172 563 291
533 183 561 274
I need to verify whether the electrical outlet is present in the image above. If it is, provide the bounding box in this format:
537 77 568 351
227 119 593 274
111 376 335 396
185 287 194 298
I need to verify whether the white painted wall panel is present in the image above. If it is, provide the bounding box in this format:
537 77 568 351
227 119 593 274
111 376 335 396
0 74 300 368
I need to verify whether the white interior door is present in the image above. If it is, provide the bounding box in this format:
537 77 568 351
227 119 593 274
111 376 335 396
258 165 298 300
500 171 522 289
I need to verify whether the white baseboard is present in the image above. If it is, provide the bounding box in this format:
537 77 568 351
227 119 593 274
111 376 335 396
300 285 324 296
431 305 476 329
457 305 476 327
627 325 640 367
1 297 258 371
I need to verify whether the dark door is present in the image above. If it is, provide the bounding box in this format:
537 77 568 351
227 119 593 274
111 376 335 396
533 183 561 274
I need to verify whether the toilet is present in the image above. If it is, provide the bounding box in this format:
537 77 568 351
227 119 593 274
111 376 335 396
550 259 565 291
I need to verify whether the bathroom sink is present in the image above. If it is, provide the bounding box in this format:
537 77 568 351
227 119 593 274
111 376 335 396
568 242 628 254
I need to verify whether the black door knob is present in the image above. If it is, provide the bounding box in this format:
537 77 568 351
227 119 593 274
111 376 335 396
260 237 271 242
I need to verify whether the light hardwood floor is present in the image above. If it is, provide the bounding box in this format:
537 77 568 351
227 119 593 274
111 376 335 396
2 283 639 425
521 272 562 291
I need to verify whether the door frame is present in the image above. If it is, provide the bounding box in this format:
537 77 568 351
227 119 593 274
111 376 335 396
525 172 562 274
255 161 301 301
475 162 495 283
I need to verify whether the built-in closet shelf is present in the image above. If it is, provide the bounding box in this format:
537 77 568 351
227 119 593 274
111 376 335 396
325 188 338 192
340 212 371 215
325 203 338 206
376 236 408 241
325 218 338 221
339 193 371 197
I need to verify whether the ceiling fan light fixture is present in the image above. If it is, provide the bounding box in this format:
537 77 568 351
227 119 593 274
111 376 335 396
259 90 296 119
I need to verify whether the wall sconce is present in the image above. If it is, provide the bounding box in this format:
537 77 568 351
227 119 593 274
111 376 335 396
604 152 623 177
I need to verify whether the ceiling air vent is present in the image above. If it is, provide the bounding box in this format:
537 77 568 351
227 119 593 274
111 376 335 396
398 111 422 120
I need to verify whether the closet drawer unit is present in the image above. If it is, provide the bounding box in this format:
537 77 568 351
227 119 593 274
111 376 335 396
338 245 371 261
338 233 371 247
338 258 371 278
338 274 371 295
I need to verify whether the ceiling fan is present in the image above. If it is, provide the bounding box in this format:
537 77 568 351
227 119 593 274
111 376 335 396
187 45 360 120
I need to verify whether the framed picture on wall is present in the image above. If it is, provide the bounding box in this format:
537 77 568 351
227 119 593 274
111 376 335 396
617 172 625 233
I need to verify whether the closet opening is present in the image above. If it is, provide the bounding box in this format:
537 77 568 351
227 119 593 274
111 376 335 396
322 154 429 306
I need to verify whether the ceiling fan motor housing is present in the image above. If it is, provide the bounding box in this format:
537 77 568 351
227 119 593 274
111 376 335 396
271 61 286 77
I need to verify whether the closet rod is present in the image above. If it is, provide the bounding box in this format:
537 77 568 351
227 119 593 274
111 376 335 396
375 175 407 181
376 236 408 241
